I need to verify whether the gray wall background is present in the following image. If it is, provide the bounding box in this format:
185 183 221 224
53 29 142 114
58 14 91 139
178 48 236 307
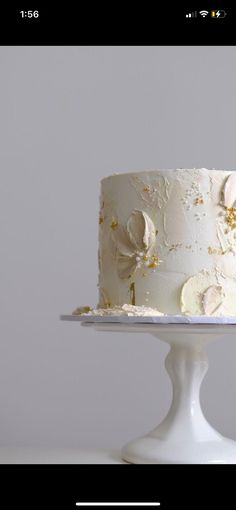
1 46 236 449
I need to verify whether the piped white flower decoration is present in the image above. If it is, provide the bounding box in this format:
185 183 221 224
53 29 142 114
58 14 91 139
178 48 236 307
112 210 158 279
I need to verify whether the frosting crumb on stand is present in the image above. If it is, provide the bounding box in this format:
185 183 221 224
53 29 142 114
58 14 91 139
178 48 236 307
72 304 164 317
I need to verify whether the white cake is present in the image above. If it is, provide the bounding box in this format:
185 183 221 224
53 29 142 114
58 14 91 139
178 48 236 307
93 168 236 316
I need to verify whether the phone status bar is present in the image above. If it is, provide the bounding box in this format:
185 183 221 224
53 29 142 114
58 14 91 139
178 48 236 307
186 10 227 19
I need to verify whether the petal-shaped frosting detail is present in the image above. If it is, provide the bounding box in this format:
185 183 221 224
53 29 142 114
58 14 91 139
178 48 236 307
223 172 236 208
127 210 156 252
180 271 231 316
111 210 158 279
180 271 217 315
142 211 156 252
117 254 137 279
202 285 224 315
111 224 134 257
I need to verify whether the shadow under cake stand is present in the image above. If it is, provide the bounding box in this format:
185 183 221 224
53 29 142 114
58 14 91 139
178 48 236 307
60 314 236 464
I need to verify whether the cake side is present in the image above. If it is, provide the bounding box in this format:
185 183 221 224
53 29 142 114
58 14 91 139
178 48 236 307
97 168 236 316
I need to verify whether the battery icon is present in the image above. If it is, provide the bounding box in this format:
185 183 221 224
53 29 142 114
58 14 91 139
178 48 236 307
211 10 227 18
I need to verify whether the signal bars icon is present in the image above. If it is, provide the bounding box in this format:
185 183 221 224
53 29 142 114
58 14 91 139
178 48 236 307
186 11 197 18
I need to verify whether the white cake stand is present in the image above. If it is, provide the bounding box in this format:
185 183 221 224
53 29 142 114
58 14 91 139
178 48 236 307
60 314 236 464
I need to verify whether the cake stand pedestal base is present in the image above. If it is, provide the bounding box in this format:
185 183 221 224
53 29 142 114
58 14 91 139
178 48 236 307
122 436 236 464
122 328 236 463
61 315 236 464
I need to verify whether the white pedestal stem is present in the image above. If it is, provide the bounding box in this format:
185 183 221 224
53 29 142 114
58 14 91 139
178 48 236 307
149 336 218 442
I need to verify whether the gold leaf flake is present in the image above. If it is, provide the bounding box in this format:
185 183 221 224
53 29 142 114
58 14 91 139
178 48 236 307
148 254 160 268
72 306 92 315
130 281 136 305
194 196 204 205
208 246 226 255
110 217 118 230
169 243 182 252
224 206 236 230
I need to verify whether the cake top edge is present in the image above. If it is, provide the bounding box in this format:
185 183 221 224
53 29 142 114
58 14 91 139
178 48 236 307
100 168 232 183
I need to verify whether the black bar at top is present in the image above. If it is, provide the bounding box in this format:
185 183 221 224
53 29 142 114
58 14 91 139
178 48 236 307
0 5 234 45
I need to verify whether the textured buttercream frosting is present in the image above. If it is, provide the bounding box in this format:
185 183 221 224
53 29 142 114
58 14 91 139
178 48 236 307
96 168 236 316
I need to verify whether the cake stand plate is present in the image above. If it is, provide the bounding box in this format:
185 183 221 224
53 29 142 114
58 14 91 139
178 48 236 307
60 315 236 463
60 314 236 324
